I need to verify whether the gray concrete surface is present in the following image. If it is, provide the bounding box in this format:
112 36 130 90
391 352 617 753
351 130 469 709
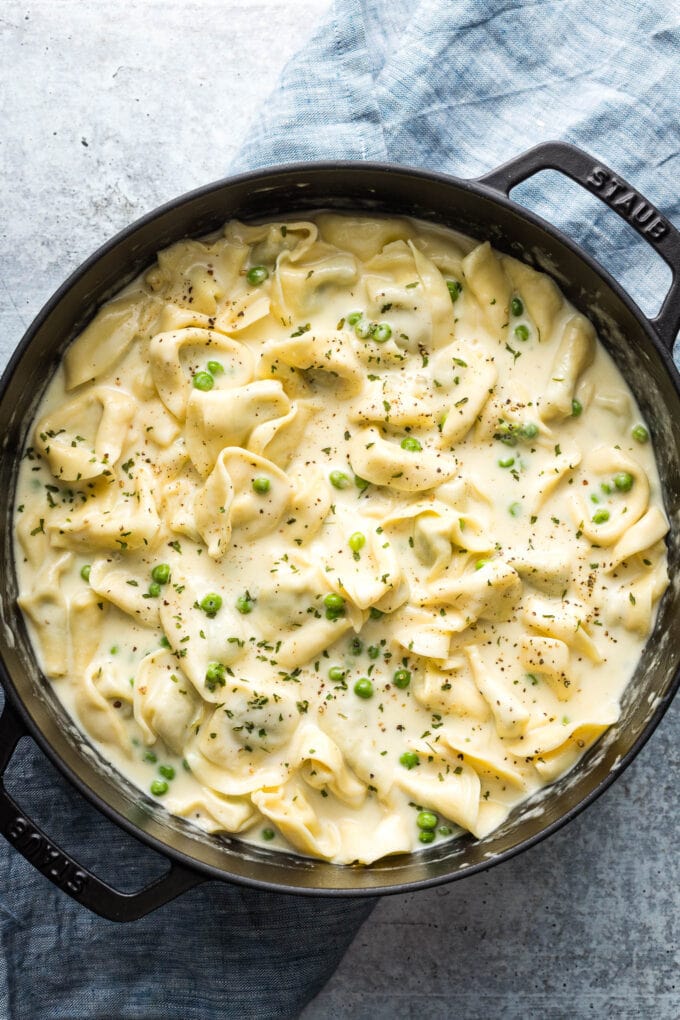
1 3 678 1018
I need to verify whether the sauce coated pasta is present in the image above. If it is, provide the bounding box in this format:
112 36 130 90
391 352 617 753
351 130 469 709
14 213 669 863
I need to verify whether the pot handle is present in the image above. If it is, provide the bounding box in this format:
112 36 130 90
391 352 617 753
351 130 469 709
477 140 680 352
0 702 204 921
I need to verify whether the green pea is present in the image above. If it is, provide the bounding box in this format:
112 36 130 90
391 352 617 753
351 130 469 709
438 825 452 836
400 436 422 452
326 609 345 622
349 531 366 553
372 322 392 343
592 508 610 524
236 594 254 615
614 471 634 492
80 564 91 582
498 456 515 468
328 666 346 682
148 581 162 597
571 398 583 417
262 828 276 841
205 662 226 690
509 502 521 517
369 607 384 620
252 476 271 495
519 423 538 440
601 482 612 495
632 424 649 443
329 470 350 489
200 592 223 616
393 668 411 689
354 677 374 699
207 360 224 376
144 751 158 763
192 371 214 391
514 324 530 342
419 830 435 844
354 318 373 340
399 751 420 770
324 592 346 620
151 563 170 584
246 266 269 285
367 645 380 660
447 280 462 302
416 810 438 830
346 311 363 326
349 637 363 655
354 475 369 491
159 764 175 780
150 779 168 796
496 425 518 447
510 296 524 317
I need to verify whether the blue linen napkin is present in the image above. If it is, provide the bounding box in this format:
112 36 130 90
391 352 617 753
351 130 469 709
3 2 680 1018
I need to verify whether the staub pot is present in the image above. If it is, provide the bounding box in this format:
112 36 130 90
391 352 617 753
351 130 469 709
1 142 679 920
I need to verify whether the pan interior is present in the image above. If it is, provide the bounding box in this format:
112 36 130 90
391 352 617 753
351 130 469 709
1 164 678 894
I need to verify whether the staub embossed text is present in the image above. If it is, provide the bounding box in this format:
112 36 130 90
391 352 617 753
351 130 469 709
7 814 87 894
586 166 668 241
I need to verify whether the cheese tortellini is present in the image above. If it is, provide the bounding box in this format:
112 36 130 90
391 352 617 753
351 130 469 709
14 213 669 865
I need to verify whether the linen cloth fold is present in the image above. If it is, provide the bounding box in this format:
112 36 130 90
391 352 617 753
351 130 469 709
2 1 680 1018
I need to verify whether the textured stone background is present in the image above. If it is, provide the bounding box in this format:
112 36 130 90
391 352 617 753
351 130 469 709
1 3 678 1017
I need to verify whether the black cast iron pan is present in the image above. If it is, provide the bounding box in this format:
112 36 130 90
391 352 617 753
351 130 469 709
1 141 679 920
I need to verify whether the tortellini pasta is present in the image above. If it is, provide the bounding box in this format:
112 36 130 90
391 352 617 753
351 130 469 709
14 213 669 866
194 448 293 557
35 386 137 481
149 328 255 421
348 426 458 492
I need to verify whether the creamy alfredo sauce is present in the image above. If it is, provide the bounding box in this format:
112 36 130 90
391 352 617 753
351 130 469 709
14 214 669 865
